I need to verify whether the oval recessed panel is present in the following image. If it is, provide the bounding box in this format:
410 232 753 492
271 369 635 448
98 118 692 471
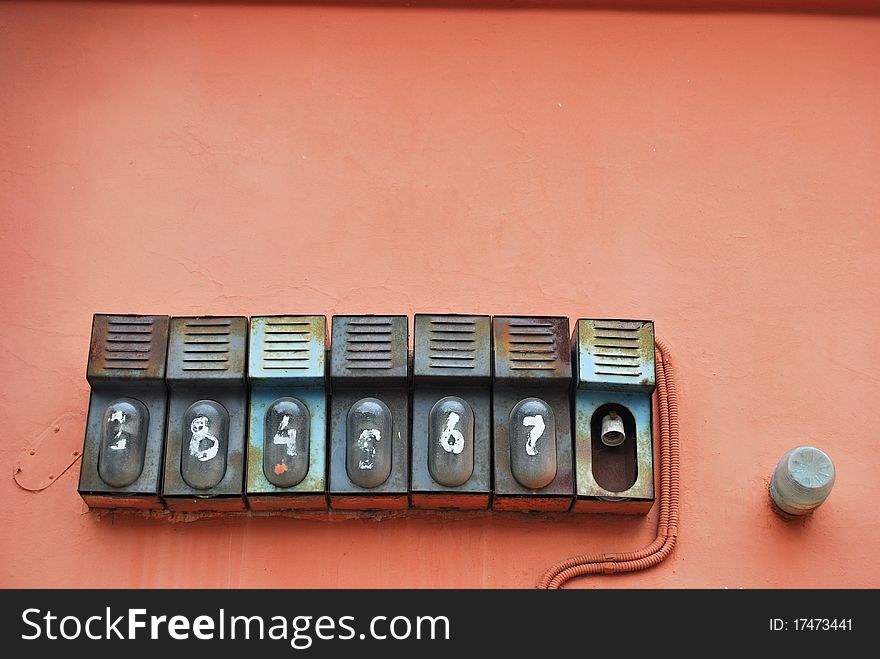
509 398 557 490
180 400 229 490
428 396 474 487
263 397 310 488
346 397 392 489
98 398 149 488
590 403 637 493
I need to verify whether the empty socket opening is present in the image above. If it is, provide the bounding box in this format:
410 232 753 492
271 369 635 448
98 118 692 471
590 403 637 493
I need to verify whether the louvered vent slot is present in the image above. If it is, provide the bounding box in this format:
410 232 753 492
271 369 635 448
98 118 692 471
103 316 154 370
509 321 558 370
428 318 476 369
345 318 393 370
181 318 231 371
592 320 642 377
263 318 312 370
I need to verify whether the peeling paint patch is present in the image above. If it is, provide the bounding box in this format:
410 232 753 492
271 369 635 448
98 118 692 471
357 428 380 470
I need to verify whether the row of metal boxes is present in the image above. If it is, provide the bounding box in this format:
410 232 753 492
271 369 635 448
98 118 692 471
78 315 657 514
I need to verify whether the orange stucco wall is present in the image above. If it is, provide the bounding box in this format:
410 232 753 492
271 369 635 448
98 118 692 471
1 2 878 588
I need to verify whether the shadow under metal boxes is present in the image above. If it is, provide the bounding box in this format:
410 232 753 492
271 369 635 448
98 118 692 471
329 315 409 510
572 319 656 514
162 316 248 511
246 315 327 510
492 316 574 512
78 314 169 509
411 314 492 510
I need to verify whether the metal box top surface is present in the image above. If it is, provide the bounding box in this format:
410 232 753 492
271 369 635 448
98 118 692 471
493 316 571 385
413 314 491 383
575 319 655 393
330 315 408 384
87 314 169 384
166 316 248 384
248 315 326 385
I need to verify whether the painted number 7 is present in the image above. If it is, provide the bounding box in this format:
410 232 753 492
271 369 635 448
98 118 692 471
523 415 545 456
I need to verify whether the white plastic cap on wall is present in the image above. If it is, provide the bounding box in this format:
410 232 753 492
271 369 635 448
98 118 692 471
770 446 835 517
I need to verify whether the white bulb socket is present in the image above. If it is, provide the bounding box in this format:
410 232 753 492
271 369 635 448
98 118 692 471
601 412 626 447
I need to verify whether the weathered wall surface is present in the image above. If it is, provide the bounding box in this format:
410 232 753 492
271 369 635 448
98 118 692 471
1 2 878 587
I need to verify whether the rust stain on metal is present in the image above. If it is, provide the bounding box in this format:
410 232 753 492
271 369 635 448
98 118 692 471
87 315 169 382
86 505 582 525
246 316 328 508
492 316 572 382
572 319 656 514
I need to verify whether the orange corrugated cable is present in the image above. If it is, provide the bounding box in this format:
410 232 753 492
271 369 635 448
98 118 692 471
537 339 680 589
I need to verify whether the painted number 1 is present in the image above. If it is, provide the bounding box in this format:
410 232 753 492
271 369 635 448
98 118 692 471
108 410 128 451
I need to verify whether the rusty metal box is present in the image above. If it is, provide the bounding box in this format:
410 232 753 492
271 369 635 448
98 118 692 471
246 315 327 510
328 315 409 510
161 316 248 511
411 314 492 510
572 319 656 514
492 316 573 511
78 314 170 509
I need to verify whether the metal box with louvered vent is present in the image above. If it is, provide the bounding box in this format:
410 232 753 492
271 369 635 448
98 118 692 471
572 319 656 514
492 316 574 511
328 315 409 509
161 316 248 511
78 314 170 509
411 314 492 509
246 315 327 510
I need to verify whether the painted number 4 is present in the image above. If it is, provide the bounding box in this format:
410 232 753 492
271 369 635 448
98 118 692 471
273 414 298 457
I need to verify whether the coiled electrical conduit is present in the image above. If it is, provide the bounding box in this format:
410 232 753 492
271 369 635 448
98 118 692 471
537 339 680 589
